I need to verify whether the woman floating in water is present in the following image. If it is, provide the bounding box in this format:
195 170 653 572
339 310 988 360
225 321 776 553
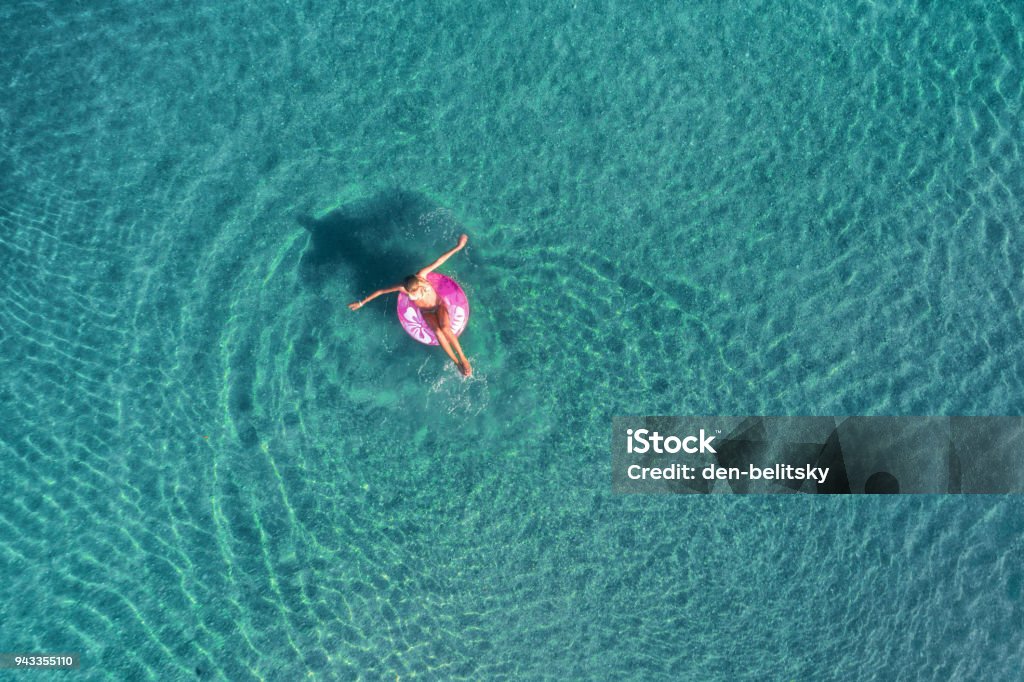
349 234 473 376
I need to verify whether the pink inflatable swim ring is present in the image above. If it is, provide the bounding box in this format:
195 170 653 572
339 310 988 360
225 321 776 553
396 272 470 346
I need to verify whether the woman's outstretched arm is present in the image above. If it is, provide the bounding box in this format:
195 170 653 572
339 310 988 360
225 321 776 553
417 234 469 278
349 285 403 310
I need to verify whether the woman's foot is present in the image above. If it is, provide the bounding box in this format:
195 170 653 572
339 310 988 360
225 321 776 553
458 359 473 377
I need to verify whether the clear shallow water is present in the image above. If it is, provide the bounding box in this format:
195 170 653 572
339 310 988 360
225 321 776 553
1 0 1022 679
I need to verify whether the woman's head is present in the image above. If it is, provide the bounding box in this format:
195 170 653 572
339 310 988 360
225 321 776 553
403 275 421 293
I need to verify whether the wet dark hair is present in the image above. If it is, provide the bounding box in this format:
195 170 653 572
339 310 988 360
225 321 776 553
403 275 420 291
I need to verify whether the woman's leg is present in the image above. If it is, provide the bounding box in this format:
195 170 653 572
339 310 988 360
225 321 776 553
437 305 472 376
423 311 462 371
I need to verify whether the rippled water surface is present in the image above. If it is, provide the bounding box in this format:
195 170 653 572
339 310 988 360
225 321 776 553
2 1 1023 679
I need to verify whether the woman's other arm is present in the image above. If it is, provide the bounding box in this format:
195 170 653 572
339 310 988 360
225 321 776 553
348 285 403 310
416 234 469 278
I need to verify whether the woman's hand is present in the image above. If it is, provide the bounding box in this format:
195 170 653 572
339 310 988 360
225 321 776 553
457 233 469 249
348 301 363 311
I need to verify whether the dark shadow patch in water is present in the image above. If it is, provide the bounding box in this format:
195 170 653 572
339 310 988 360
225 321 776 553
296 189 457 316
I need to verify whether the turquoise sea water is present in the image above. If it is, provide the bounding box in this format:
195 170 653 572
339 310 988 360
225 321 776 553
2 0 1023 679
